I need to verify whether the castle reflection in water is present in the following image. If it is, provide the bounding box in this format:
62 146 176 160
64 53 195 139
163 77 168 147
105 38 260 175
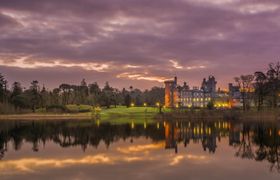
165 121 242 154
0 119 280 171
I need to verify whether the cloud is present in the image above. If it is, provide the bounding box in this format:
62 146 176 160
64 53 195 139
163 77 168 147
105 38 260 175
0 56 111 72
0 12 20 29
0 0 279 89
169 59 183 69
116 72 168 82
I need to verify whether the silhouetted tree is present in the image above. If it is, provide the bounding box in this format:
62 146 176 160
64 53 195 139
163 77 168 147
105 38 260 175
40 85 49 108
266 62 280 108
0 73 7 103
254 72 268 111
29 80 41 112
124 94 131 108
100 82 114 108
89 82 101 106
234 75 254 111
59 83 71 105
10 82 25 109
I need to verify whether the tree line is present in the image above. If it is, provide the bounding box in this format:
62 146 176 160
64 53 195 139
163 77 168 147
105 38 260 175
234 62 280 111
0 75 164 114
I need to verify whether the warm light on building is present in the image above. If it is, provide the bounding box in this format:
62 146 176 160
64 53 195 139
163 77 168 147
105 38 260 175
131 121 135 129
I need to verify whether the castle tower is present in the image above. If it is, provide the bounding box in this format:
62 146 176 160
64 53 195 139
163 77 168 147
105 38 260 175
164 77 178 107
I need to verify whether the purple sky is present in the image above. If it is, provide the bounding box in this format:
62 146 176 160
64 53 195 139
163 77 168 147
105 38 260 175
0 0 279 90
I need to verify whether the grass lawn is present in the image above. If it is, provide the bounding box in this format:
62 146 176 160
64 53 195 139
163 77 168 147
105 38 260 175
0 106 171 124
99 106 170 124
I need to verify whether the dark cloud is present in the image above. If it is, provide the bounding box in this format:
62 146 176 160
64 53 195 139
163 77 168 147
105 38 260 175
0 0 280 89
0 12 20 29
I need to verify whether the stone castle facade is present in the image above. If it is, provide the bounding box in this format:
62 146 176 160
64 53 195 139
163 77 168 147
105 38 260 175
164 76 230 108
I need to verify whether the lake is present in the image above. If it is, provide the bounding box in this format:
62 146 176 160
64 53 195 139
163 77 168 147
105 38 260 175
0 119 280 180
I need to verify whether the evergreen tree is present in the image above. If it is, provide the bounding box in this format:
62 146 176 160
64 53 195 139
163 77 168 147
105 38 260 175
29 80 41 112
0 73 6 103
10 82 25 109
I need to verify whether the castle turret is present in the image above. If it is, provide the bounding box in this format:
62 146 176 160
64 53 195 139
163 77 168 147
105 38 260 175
164 77 179 108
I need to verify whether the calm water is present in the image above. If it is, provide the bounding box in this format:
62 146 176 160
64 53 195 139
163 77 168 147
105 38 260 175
0 119 280 180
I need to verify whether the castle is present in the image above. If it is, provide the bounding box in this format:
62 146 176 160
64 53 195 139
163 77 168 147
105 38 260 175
164 76 230 108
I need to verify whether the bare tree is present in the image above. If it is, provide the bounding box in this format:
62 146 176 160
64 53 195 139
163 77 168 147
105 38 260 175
234 75 254 111
266 62 280 108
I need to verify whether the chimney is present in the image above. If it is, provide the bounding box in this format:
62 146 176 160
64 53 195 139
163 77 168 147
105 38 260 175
174 76 177 85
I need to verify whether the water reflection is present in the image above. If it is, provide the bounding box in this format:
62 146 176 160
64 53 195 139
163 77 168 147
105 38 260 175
0 119 280 173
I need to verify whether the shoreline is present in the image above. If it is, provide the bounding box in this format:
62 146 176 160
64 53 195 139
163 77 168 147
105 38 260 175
0 112 280 122
0 113 95 120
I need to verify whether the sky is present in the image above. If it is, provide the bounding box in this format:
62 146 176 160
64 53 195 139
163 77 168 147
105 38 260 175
0 0 279 90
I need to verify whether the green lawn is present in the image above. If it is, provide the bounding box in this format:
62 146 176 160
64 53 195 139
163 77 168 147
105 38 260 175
98 106 170 124
1 105 170 124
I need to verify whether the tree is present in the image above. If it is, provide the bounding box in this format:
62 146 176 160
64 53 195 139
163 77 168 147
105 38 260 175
10 82 25 109
254 72 268 111
234 75 254 111
124 94 131 108
50 88 60 105
59 84 71 105
29 80 41 112
40 85 49 108
100 82 114 108
89 82 101 106
143 87 164 106
0 73 7 103
266 62 280 108
79 79 89 104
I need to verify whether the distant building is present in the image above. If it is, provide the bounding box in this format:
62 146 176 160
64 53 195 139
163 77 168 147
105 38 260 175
179 85 211 108
164 76 230 108
201 75 217 97
179 76 219 108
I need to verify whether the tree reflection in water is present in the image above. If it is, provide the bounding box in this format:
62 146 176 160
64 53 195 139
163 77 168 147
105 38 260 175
0 119 280 172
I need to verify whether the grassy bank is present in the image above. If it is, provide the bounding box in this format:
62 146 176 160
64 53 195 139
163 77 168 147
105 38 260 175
0 106 169 124
99 106 169 124
1 105 279 123
160 109 280 122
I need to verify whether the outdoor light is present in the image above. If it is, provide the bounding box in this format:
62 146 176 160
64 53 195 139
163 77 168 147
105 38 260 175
156 102 160 107
143 102 147 107
131 103 135 107
131 121 135 129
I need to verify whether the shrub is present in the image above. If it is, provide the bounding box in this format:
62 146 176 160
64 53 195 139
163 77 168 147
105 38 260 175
46 105 67 113
65 104 93 113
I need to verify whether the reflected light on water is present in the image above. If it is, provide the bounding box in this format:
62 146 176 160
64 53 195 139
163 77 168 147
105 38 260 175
0 154 113 174
117 143 164 154
169 155 184 166
1 119 280 179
